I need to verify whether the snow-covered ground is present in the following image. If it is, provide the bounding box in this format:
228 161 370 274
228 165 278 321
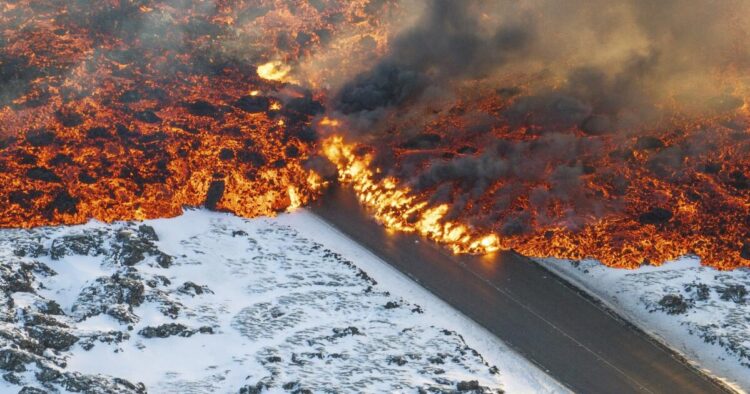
0 209 564 393
537 256 750 392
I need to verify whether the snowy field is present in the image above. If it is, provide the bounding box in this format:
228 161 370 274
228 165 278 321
537 257 750 392
0 209 564 393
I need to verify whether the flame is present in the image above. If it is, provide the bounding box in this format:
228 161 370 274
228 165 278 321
320 103 750 270
287 185 302 212
319 117 341 127
323 136 501 254
257 61 294 83
1 0 749 271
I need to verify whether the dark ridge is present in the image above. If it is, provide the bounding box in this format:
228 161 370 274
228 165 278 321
47 190 78 215
78 172 97 184
204 180 225 211
232 96 271 113
134 110 161 124
638 207 673 225
218 148 234 161
635 136 666 150
55 109 84 128
233 95 270 113
25 130 56 147
85 127 110 139
27 167 61 183
185 100 220 117
237 151 266 167
8 190 43 209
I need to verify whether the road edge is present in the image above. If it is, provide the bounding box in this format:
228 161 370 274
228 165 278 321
532 258 740 393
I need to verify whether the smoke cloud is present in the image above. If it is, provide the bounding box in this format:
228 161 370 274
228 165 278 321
327 0 750 239
335 0 748 131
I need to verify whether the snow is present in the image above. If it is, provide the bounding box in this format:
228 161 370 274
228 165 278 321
0 209 565 393
537 256 750 393
276 211 566 394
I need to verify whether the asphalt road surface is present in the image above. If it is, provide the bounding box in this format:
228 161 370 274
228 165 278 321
311 187 732 394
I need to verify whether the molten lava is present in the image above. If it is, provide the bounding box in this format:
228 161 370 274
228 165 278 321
2 0 750 270
0 0 361 227
319 106 750 269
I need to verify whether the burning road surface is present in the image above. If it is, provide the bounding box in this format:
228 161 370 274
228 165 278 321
2 0 750 269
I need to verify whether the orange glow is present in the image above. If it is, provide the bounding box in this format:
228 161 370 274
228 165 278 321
1 0 749 272
0 0 328 227
323 136 501 254
257 61 294 83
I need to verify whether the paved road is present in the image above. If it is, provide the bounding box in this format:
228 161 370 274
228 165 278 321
311 187 732 394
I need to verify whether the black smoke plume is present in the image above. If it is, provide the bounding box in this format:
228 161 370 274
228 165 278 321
328 0 750 237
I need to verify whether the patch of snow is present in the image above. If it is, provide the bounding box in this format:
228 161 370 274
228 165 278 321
278 211 566 394
537 256 750 393
0 209 565 393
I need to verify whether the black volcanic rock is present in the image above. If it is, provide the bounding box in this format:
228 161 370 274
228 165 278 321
233 95 270 113
185 100 219 117
78 171 97 184
0 349 35 372
657 294 690 315
26 167 61 183
741 242 750 260
27 326 79 351
456 380 481 391
638 208 673 225
635 136 665 150
729 170 749 190
204 180 225 210
291 126 317 143
219 148 234 161
18 387 47 394
718 285 747 303
8 190 43 209
178 281 212 296
282 92 325 124
55 109 84 127
50 233 104 260
86 126 110 139
118 90 141 103
47 190 79 215
25 130 56 147
134 110 161 124
237 151 266 166
138 323 211 338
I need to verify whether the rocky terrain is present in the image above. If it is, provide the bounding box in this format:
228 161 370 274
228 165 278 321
0 210 562 393
538 257 750 391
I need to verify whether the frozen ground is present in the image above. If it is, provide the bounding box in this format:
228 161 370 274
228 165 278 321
537 256 750 392
0 209 564 393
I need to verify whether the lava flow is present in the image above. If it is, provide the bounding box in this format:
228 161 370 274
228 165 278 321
2 0 750 270
320 112 750 269
316 0 750 270
0 0 380 227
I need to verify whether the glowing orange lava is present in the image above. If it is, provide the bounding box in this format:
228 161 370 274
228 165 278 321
2 0 749 271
